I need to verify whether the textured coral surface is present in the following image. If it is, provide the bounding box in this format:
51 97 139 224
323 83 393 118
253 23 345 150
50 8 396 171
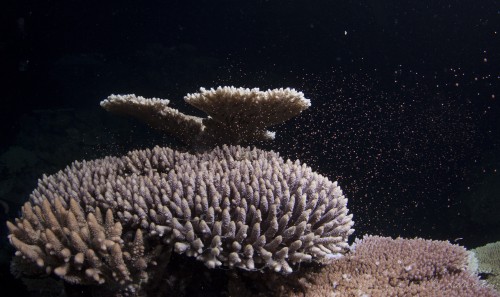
8 145 354 295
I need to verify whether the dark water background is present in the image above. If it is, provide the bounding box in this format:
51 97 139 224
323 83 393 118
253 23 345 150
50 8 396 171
0 0 498 295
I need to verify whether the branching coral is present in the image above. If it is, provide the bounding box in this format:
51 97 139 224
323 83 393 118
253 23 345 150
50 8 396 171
8 144 353 295
8 197 164 296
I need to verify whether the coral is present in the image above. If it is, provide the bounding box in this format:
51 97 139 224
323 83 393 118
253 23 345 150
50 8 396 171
9 85 492 296
228 235 499 297
100 94 204 147
472 241 500 291
100 86 310 147
7 144 353 295
8 197 164 296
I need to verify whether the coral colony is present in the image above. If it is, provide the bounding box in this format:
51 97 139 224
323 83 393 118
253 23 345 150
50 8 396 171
7 87 499 296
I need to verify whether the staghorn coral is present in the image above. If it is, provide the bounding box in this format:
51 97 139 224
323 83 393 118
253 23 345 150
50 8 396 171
7 197 164 296
231 235 498 297
100 86 310 147
8 144 354 295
